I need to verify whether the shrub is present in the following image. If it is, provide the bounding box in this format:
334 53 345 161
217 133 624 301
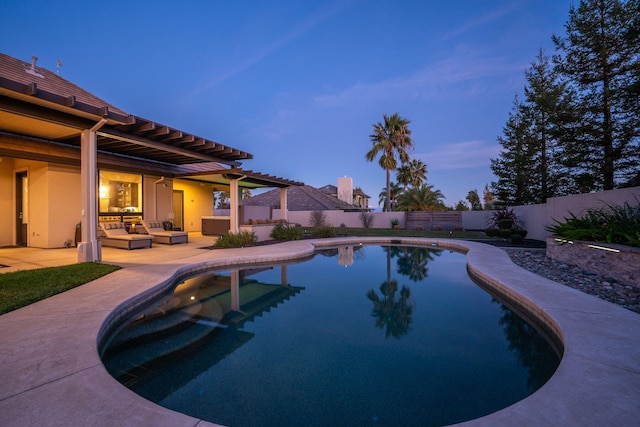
485 228 499 237
214 230 257 248
514 228 528 238
311 225 336 238
510 233 523 244
490 208 521 229
270 222 304 241
546 200 640 247
310 210 327 227
359 212 374 228
497 219 514 230
390 218 400 229
498 229 512 239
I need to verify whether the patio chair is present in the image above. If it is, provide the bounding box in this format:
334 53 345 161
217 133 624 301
98 222 154 250
141 220 189 245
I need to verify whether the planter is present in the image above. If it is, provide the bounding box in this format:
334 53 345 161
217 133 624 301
546 237 639 288
240 224 276 242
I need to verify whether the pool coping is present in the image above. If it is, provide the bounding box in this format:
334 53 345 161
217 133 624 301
1 238 639 426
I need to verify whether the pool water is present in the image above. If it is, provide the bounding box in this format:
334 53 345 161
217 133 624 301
102 245 560 426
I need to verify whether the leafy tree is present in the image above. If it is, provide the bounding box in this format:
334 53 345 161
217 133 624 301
242 189 252 199
454 200 470 211
396 184 445 212
216 191 230 208
378 183 402 211
366 113 414 211
483 184 496 210
466 189 483 210
552 0 640 191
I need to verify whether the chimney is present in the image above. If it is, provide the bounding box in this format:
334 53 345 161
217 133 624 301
25 55 44 78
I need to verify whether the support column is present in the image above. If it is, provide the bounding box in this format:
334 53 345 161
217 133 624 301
78 126 101 262
230 269 240 311
280 187 288 222
229 179 240 233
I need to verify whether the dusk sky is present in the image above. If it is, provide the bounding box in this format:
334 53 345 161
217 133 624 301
1 0 574 208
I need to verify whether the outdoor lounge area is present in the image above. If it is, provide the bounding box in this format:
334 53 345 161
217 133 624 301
141 220 188 245
98 222 154 250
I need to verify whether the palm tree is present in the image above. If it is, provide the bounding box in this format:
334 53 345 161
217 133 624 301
378 183 402 211
366 279 414 338
366 113 414 211
396 164 412 190
396 184 445 211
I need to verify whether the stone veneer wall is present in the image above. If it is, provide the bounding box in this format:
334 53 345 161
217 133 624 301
546 237 639 288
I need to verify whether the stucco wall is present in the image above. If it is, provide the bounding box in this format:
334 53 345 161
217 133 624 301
461 187 640 241
19 160 48 248
174 180 214 232
46 165 81 248
274 210 406 229
0 157 14 246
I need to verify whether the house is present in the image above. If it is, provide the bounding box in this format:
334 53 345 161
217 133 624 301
0 53 301 261
243 184 366 211
318 184 371 210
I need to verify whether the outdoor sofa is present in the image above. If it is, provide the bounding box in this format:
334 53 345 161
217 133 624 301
98 222 154 250
141 220 188 245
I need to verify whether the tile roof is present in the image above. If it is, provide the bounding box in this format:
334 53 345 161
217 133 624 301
0 52 251 165
243 185 363 211
0 52 129 117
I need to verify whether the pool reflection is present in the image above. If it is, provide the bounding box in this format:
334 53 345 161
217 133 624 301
101 245 560 427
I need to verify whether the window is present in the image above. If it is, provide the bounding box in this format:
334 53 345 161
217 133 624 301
99 170 142 214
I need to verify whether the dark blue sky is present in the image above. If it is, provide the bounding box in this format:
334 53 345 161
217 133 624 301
1 0 573 207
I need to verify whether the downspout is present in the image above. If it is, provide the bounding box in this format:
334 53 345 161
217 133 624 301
153 176 165 220
79 118 107 263
90 118 108 133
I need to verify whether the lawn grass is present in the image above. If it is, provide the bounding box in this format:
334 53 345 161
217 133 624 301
0 228 489 315
306 227 487 240
0 263 120 315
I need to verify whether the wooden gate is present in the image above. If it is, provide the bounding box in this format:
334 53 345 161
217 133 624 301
406 211 462 230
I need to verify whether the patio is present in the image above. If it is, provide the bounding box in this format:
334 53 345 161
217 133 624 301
0 236 639 426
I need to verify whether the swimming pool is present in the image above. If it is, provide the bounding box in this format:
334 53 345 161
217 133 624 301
101 245 560 426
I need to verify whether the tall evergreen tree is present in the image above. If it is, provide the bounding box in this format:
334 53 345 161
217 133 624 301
491 96 538 205
524 49 576 200
552 0 640 190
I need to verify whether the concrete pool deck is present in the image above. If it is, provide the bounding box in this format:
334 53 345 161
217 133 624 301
1 235 639 426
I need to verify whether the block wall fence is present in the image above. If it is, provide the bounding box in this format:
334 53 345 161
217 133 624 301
221 186 639 242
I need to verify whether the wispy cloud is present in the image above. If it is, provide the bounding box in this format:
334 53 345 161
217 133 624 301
189 2 352 99
415 140 501 171
313 50 523 108
439 1 526 40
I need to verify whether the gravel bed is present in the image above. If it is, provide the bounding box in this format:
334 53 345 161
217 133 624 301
506 249 640 314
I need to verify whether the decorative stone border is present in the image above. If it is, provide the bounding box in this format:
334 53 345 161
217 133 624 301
546 237 639 288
